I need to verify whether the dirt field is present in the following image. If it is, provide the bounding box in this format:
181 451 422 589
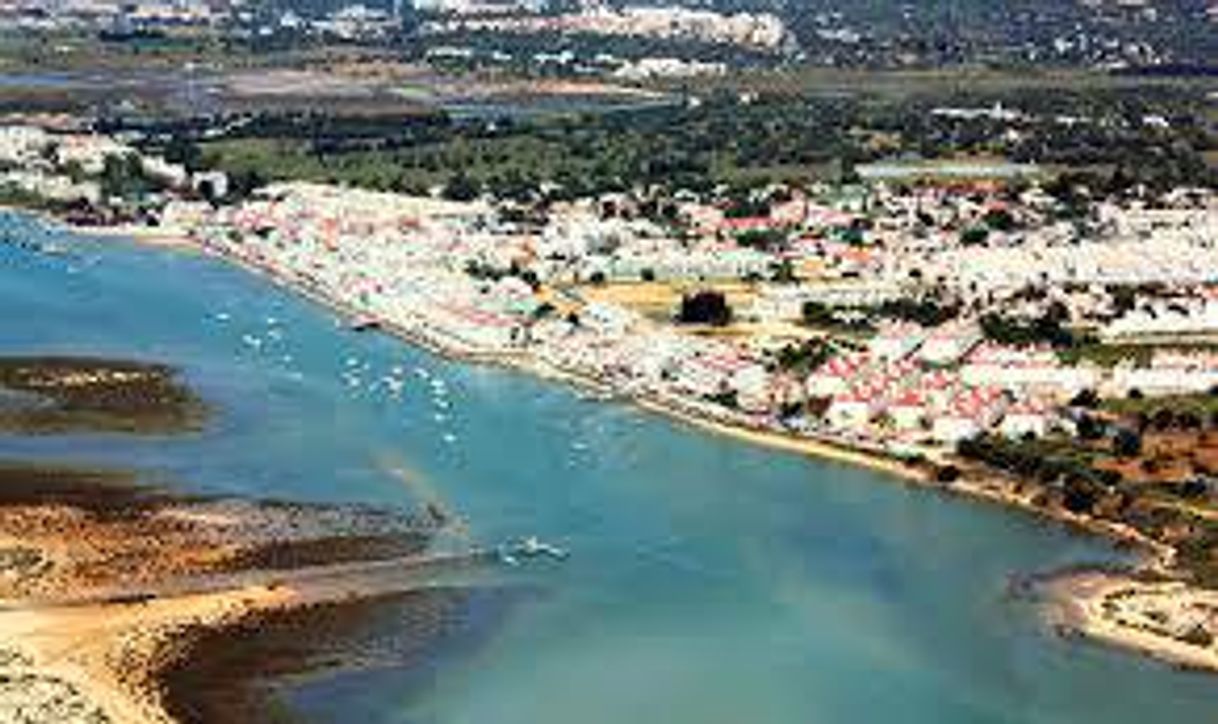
577 280 758 319
574 280 826 344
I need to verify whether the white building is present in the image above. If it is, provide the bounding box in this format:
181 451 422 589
919 321 982 365
869 322 927 361
1000 405 1050 439
932 414 982 444
887 391 928 431
826 394 874 431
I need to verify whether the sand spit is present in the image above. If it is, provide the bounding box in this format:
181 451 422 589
0 584 291 724
1042 570 1218 674
0 454 493 724
0 552 507 724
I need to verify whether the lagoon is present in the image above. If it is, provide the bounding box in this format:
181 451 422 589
1 212 1216 723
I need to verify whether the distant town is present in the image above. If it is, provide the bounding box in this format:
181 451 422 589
1 0 1216 73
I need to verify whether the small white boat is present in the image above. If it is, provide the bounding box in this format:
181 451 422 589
497 536 568 565
518 536 567 559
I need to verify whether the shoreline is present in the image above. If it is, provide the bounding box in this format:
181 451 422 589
17 210 1218 699
1040 570 1218 675
179 233 1177 562
175 232 1218 676
79 223 198 249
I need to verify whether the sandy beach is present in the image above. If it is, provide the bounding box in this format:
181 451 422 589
78 224 196 249
632 395 927 482
0 583 292 724
1044 571 1218 674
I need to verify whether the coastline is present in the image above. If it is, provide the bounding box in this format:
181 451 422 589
79 223 198 249
16 210 1218 709
631 394 926 482
177 231 1177 560
110 224 1185 559
173 231 1218 677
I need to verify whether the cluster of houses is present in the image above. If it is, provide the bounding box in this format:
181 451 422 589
1103 295 1218 342
803 323 1218 446
0 0 231 31
174 172 1218 459
0 123 227 212
807 326 1056 444
0 125 116 205
425 5 789 51
3 116 1218 460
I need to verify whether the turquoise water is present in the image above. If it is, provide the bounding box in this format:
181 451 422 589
2 212 1218 722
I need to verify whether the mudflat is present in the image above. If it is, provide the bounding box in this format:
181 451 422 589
0 353 491 724
0 356 209 435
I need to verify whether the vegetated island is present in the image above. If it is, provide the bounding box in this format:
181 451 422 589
0 355 500 724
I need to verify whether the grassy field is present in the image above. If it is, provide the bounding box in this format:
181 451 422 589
1103 392 1218 417
1058 342 1156 367
201 138 428 190
201 133 615 192
0 30 260 72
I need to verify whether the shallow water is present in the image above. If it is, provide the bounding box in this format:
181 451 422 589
2 212 1217 723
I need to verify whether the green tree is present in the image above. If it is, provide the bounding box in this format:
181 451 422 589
100 153 155 201
443 173 480 202
677 290 733 326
